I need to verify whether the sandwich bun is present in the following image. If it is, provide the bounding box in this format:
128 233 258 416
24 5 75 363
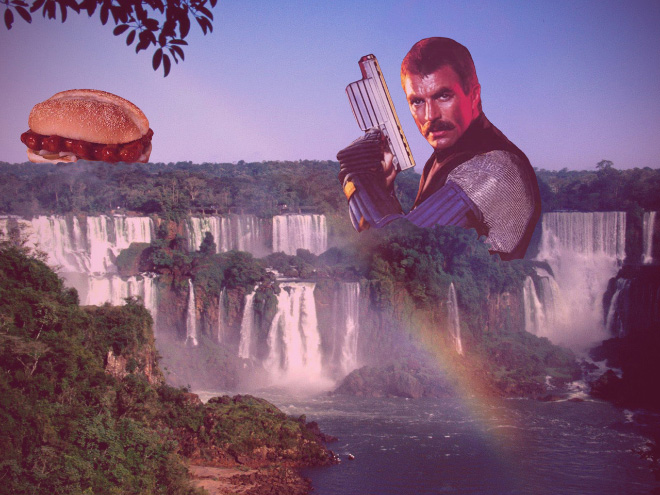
22 89 152 164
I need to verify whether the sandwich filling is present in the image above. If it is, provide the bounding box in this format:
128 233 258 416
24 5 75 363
21 128 153 163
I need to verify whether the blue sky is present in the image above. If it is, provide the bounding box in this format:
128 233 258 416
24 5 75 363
1 0 659 171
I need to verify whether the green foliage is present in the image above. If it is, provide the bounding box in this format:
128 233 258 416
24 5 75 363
0 161 346 219
85 297 154 357
0 244 201 494
216 250 266 291
2 0 217 77
365 224 531 318
0 241 335 494
114 242 151 276
478 327 581 396
168 394 335 466
264 250 318 279
198 231 216 256
536 163 660 212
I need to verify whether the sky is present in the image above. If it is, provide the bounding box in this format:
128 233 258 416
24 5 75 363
1 0 659 171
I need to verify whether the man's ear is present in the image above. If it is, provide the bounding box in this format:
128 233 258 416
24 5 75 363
471 84 482 116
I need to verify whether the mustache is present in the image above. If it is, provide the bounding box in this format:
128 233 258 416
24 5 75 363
424 119 456 135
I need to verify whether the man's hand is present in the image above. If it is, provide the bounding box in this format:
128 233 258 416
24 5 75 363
337 128 397 192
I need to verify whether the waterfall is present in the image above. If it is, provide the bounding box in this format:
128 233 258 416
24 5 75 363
217 288 227 342
532 211 626 348
604 278 631 337
523 277 546 338
185 215 270 256
27 216 88 273
272 214 327 255
112 216 153 250
84 215 154 274
185 216 222 252
186 280 198 346
447 283 463 355
142 275 159 334
238 291 256 359
223 215 270 256
86 216 114 274
264 282 329 388
643 211 657 264
2 215 159 326
83 274 158 328
331 282 361 376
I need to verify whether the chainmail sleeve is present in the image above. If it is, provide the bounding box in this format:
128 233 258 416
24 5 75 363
446 150 536 254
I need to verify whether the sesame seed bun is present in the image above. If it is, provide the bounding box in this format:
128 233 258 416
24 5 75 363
28 89 149 145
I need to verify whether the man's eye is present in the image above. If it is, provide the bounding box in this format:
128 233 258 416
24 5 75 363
411 99 424 107
438 92 452 101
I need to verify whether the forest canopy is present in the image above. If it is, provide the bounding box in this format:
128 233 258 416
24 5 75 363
1 160 659 219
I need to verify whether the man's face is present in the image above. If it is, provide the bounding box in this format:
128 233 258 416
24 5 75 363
402 65 481 152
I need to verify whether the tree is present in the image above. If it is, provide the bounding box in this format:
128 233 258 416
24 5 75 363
1 0 217 76
198 231 216 256
596 159 614 171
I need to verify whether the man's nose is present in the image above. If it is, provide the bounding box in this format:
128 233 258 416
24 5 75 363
425 100 441 122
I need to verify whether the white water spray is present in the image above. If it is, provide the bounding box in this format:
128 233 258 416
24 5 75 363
185 215 269 256
604 278 631 337
264 282 330 389
643 211 656 264
531 211 626 348
447 283 463 355
186 279 198 346
238 291 256 359
337 282 361 375
217 288 227 343
272 214 327 255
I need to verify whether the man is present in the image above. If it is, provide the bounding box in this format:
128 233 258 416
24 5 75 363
337 37 541 260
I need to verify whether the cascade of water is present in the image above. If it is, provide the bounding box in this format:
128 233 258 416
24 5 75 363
185 215 270 256
604 278 631 337
143 275 159 334
186 280 198 346
9 214 158 338
534 211 626 348
272 214 327 255
537 268 562 331
28 216 88 273
23 215 153 276
217 216 233 253
217 288 227 342
447 283 463 355
234 215 270 256
238 291 256 359
112 216 153 250
185 217 221 252
337 282 361 375
84 273 157 310
86 216 114 274
264 282 328 387
522 277 546 338
642 211 657 264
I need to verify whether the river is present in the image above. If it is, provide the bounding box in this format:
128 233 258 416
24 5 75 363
199 391 659 495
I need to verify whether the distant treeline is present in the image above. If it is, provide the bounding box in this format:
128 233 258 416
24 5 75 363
1 160 659 218
0 160 346 219
537 163 660 213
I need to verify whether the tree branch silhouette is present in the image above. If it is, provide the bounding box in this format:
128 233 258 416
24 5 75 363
2 0 217 76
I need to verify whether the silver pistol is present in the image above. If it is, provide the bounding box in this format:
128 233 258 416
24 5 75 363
345 54 415 172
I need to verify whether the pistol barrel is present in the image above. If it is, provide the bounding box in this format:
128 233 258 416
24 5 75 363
346 54 415 172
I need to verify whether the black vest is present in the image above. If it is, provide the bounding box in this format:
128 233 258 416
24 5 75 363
413 113 541 261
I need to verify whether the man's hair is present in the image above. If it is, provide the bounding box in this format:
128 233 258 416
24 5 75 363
401 37 479 95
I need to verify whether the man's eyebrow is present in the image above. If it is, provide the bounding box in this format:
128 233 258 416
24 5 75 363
431 86 454 97
407 86 455 101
